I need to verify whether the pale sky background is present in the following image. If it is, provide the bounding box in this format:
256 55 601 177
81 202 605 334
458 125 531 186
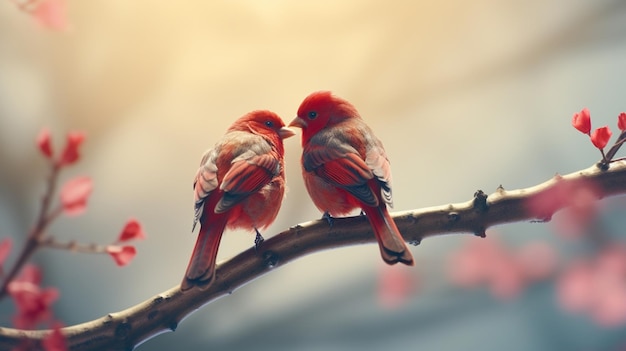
1 1 626 350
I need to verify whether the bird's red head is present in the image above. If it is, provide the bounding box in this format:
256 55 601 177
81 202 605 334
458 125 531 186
289 91 360 143
228 110 295 152
229 110 294 138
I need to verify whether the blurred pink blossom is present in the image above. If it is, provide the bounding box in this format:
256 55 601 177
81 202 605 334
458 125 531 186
60 177 93 216
42 322 67 351
30 0 68 30
116 219 146 242
378 265 417 309
516 241 557 280
7 265 59 329
527 179 601 239
0 237 12 273
557 245 626 327
557 260 594 312
449 236 556 300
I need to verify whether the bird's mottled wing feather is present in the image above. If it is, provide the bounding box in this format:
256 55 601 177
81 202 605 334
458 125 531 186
215 151 280 213
192 149 219 231
304 142 378 207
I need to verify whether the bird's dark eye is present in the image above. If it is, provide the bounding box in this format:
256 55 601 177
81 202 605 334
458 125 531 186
264 120 274 127
308 111 317 120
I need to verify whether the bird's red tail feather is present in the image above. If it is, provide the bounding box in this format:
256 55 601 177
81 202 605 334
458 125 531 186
363 205 414 266
181 214 228 291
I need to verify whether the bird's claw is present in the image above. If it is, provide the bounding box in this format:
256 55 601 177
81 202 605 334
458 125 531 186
322 211 334 228
254 229 264 251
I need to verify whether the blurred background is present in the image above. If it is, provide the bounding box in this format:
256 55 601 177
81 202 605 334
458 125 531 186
2 0 626 350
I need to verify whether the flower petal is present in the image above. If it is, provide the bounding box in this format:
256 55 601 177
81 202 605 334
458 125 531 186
117 219 146 242
572 108 591 135
42 322 67 351
60 177 93 216
7 265 59 329
58 131 86 167
31 0 68 31
37 128 53 159
590 126 612 150
618 112 626 132
106 245 137 267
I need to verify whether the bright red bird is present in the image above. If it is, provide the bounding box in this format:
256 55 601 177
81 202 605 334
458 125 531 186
289 91 414 266
181 110 295 291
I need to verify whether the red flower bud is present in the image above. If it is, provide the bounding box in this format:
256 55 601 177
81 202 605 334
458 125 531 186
37 128 53 159
618 112 626 132
572 108 591 135
58 131 85 167
590 126 612 150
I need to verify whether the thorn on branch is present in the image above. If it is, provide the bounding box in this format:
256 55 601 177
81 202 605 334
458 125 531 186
473 190 489 212
289 224 303 231
474 230 487 238
408 238 422 246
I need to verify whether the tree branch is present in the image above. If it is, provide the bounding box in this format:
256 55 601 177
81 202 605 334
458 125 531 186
1 161 625 350
0 163 61 299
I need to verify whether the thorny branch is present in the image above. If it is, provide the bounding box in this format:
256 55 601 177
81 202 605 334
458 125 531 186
1 161 625 350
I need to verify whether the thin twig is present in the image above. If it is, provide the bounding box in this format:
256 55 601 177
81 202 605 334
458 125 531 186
39 237 110 254
605 130 626 161
0 163 60 299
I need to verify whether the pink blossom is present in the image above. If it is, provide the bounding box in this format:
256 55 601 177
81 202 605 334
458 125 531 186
7 265 59 329
448 238 503 287
488 257 526 299
572 108 591 135
557 247 626 327
58 131 85 167
515 241 556 280
617 112 626 132
117 219 146 242
378 265 416 309
60 177 93 216
37 128 53 159
557 260 594 312
590 126 612 150
526 179 600 238
449 236 555 300
31 0 68 31
42 322 67 351
106 245 137 266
